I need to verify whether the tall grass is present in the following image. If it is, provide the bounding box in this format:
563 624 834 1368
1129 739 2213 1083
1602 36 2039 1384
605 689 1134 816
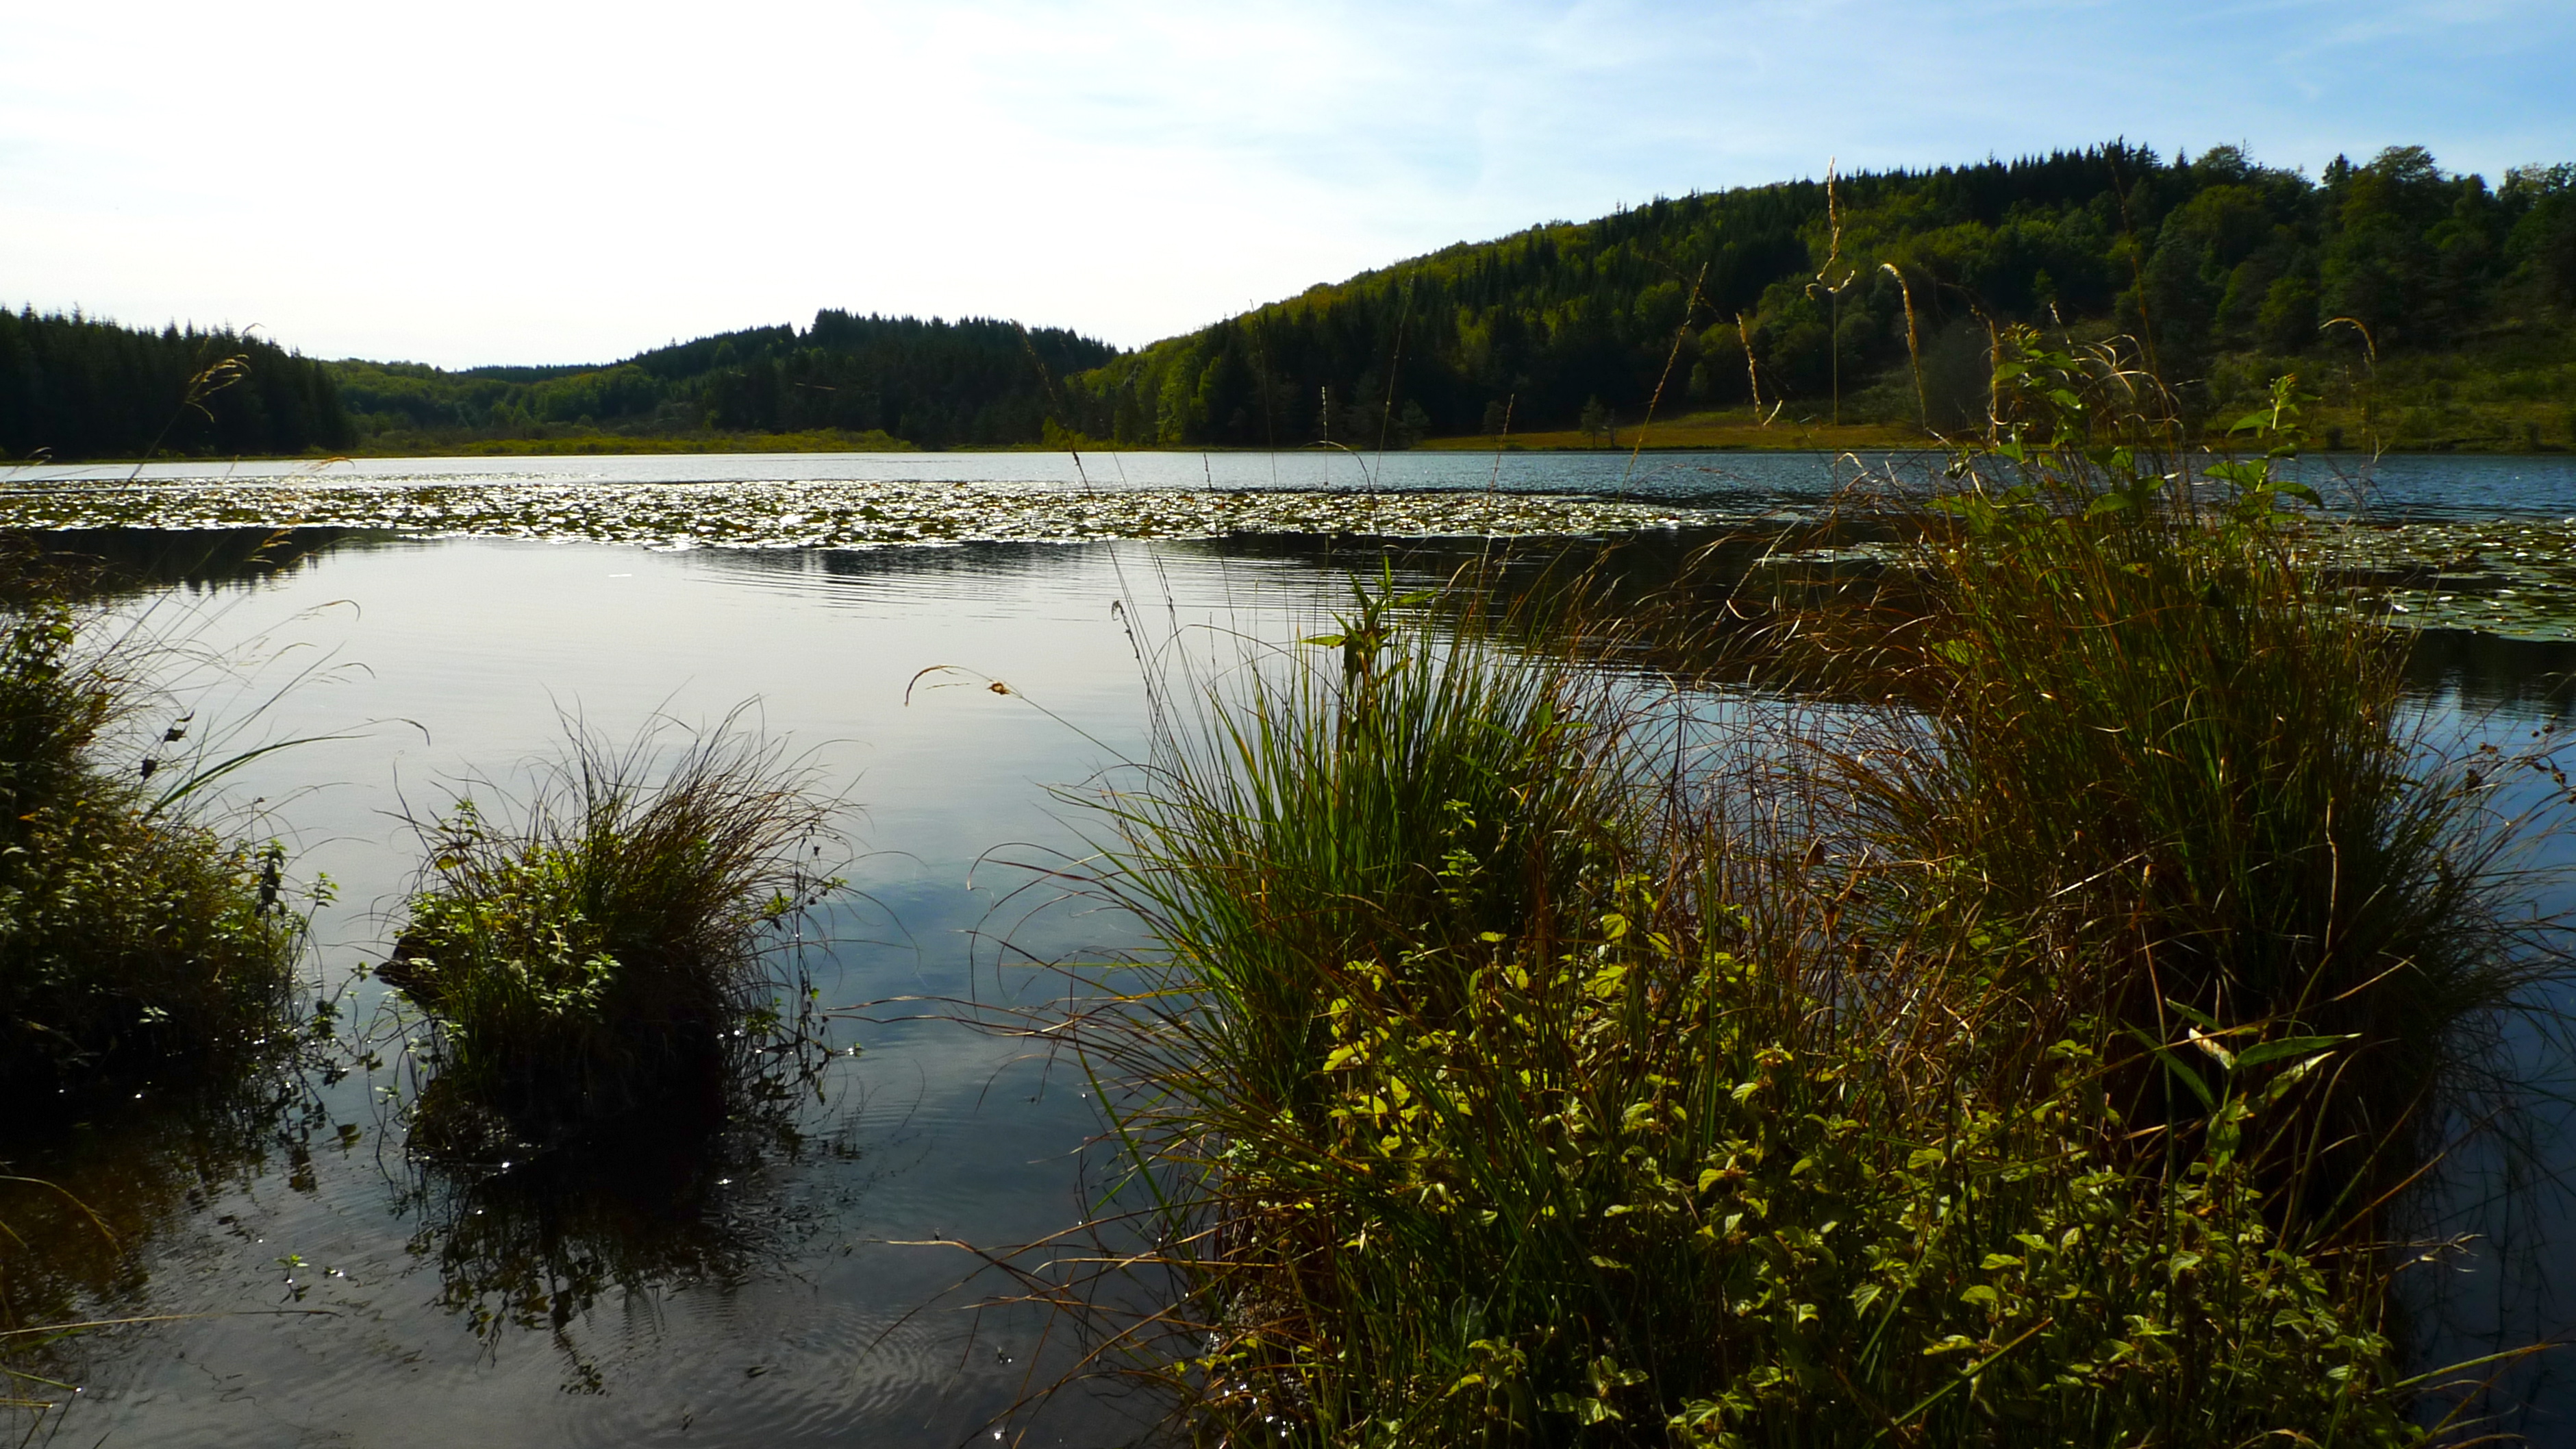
1797 342 2556 1230
0 554 303 1087
384 713 839 1145
1045 342 2559 1444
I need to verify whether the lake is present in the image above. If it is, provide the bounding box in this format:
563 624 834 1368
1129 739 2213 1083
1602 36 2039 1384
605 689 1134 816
1 449 2573 1446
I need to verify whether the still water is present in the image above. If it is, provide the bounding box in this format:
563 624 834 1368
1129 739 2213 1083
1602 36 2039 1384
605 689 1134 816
1 450 2573 1446
6 445 2573 519
10 533 1429 1447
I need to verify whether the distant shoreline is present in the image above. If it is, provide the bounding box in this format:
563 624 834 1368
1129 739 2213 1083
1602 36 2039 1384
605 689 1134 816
19 434 2571 467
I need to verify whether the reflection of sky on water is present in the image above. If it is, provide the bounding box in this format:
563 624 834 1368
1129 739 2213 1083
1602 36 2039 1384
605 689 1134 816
2390 636 2576 1445
21 534 1377 1445
9 520 2576 1444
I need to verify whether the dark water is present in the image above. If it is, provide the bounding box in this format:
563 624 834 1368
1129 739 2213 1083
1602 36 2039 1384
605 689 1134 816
2 450 2573 1446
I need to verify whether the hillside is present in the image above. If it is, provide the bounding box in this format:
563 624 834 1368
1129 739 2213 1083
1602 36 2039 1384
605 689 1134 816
1056 143 2576 451
8 143 2573 463
332 312 1118 453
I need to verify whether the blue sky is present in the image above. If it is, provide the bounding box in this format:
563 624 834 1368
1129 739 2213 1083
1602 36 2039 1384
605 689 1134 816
3 0 2566 367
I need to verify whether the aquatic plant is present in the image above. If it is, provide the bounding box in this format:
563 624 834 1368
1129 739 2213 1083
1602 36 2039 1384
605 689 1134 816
1056 571 2449 1444
1031 354 2564 1442
0 564 305 1087
0 474 1697 554
384 715 839 1143
1799 342 2562 1229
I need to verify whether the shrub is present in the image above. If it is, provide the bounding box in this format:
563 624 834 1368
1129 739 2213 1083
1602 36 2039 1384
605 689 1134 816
1069 577 2440 1444
385 717 837 1143
0 595 301 1086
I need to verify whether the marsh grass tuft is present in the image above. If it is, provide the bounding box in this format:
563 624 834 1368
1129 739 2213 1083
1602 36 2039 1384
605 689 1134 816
1027 338 2565 1444
385 712 840 1145
1794 336 2562 1230
0 550 305 1088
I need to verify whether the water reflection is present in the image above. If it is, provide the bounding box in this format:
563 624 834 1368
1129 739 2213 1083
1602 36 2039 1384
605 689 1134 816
0 1056 332 1407
7 525 392 595
2408 628 2576 722
392 1080 855 1385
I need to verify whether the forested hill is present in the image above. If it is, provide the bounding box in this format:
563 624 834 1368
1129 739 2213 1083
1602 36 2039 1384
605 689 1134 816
332 312 1119 451
1058 143 2576 449
10 143 2573 460
0 309 353 461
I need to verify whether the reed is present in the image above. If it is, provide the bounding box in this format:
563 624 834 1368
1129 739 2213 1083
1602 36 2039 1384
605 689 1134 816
384 713 838 1143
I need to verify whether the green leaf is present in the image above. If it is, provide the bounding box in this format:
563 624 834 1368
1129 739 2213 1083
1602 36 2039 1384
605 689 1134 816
2129 1029 2216 1111
1547 1393 1620 1424
2231 1033 2351 1071
2160 998 2222 1031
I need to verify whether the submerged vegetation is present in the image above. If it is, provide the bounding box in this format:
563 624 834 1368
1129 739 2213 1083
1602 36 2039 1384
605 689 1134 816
1049 339 2568 1442
382 718 839 1145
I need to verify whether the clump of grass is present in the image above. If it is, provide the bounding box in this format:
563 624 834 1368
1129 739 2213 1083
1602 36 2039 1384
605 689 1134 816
1041 345 2561 1441
1090 573 1630 1120
384 715 839 1144
1063 573 2437 1444
0 562 303 1087
1802 340 2554 1228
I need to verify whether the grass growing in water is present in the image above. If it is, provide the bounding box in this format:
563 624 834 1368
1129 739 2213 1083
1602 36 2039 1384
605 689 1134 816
1051 348 2562 1444
1799 342 2559 1231
384 715 839 1146
0 556 304 1087
0 543 321 1424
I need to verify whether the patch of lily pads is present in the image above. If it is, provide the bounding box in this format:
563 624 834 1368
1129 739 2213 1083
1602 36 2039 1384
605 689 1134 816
0 476 1701 549
2297 516 2576 641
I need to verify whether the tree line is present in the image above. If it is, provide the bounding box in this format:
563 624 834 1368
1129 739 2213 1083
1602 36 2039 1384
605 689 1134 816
10 141 2571 460
0 309 352 462
1058 143 2576 445
332 312 1116 450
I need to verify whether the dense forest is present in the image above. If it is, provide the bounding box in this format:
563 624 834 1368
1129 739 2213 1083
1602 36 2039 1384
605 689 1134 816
331 313 1117 452
0 309 351 461
1060 143 2576 449
8 142 2572 462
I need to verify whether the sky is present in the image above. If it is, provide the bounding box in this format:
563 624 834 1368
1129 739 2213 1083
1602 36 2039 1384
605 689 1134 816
3 0 2568 369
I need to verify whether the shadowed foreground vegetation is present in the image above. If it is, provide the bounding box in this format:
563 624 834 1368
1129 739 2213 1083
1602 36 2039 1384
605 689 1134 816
0 543 321 1418
1038 341 2571 1444
0 552 307 1089
381 717 840 1151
